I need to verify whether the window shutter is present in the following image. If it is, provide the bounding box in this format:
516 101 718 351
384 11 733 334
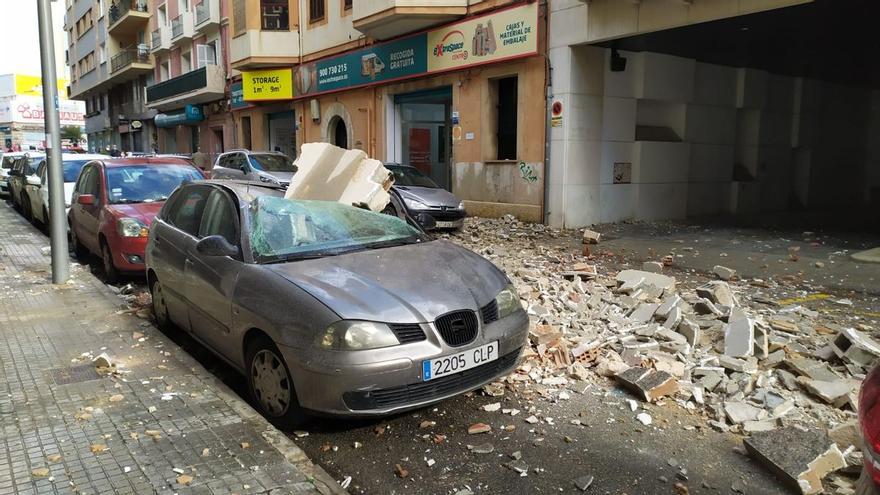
195 44 215 68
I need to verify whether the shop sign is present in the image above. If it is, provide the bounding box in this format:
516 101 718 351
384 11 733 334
13 75 68 98
293 2 538 99
154 104 204 128
230 82 254 110
551 100 562 127
242 68 294 101
0 95 85 126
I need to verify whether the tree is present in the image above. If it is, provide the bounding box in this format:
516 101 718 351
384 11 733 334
60 125 82 142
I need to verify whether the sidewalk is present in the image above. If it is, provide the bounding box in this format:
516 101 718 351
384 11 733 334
0 203 342 495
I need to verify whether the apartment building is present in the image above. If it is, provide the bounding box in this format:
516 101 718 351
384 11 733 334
65 0 156 153
231 0 548 221
147 0 229 155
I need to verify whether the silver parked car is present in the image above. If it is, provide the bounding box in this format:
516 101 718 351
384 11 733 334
145 180 528 428
211 150 297 187
384 163 466 230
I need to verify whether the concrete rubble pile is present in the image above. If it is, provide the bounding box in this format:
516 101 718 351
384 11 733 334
448 215 879 494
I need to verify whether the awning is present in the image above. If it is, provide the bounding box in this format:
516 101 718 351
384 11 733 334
154 104 204 128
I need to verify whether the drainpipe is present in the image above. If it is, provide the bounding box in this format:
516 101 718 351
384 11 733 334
541 0 551 226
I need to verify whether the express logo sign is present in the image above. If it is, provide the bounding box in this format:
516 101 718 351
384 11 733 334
432 30 468 61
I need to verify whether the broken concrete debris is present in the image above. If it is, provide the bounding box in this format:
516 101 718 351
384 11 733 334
582 229 601 245
723 317 755 358
285 143 393 212
615 367 678 403
744 427 846 495
713 265 736 281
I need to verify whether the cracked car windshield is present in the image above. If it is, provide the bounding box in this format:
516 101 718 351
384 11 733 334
249 196 424 261
107 165 203 204
249 154 295 172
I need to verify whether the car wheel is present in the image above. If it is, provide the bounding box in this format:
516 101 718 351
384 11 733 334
381 203 398 217
41 207 49 228
69 224 89 262
21 195 32 222
246 337 307 430
101 240 119 284
149 276 173 333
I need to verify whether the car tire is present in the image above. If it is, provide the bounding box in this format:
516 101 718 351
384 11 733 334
101 240 119 284
41 206 49 229
149 276 174 333
245 336 308 430
856 467 880 495
381 203 398 217
70 223 89 262
21 195 32 222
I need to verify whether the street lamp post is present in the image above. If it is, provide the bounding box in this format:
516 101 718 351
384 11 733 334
36 0 70 284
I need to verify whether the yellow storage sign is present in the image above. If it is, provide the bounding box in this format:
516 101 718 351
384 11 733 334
242 69 294 101
14 75 68 97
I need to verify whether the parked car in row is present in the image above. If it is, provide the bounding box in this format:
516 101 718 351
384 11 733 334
6 152 45 210
211 150 298 187
68 157 204 282
145 180 527 428
383 163 466 230
21 153 109 226
0 152 13 197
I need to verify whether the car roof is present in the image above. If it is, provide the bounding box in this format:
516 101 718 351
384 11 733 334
62 153 109 160
99 157 198 168
189 179 285 202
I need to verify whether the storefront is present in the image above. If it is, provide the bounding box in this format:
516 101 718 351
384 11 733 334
288 2 547 221
155 104 205 153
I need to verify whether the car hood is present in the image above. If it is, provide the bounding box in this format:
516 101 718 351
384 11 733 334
107 201 164 224
264 171 295 184
395 185 461 208
265 240 509 322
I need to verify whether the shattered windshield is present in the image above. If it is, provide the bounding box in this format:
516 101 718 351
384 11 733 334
388 166 438 188
106 165 204 204
249 154 296 172
249 196 426 262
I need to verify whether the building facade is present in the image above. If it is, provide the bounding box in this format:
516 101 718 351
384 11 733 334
147 0 232 158
231 0 548 221
65 0 157 153
0 74 86 150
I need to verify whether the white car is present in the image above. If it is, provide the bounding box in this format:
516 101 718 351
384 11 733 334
23 153 108 226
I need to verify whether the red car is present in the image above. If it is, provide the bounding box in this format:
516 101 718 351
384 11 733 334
68 157 204 282
861 365 880 494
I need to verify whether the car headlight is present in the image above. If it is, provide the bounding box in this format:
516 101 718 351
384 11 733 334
259 175 280 185
117 217 148 237
457 201 465 210
495 284 522 319
403 197 428 210
316 321 400 350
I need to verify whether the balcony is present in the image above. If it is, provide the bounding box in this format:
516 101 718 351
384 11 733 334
194 0 220 33
171 11 195 45
230 30 300 70
353 0 467 40
151 26 171 53
107 0 150 37
85 111 112 134
68 64 109 100
108 47 153 82
145 64 225 111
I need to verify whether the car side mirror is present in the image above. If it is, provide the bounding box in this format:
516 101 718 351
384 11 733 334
77 194 96 206
195 235 238 257
27 176 41 186
239 164 248 173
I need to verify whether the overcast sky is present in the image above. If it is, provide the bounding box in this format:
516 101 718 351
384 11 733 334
0 0 68 80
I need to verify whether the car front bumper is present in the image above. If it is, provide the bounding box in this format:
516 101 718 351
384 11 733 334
281 309 529 416
409 208 466 230
109 236 148 272
0 178 8 196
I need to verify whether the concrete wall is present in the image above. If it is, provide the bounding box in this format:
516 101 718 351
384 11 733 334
547 41 878 228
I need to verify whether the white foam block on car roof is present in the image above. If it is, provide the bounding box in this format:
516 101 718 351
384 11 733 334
284 142 391 211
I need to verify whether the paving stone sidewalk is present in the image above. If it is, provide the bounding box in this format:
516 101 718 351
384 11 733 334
0 203 343 495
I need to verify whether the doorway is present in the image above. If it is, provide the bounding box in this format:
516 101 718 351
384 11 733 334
393 87 453 191
268 111 295 158
329 116 348 149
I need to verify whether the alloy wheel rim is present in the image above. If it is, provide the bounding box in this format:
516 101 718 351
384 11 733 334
152 282 167 326
251 349 291 417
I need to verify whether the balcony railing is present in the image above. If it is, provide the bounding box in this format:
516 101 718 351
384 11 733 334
171 15 183 39
151 29 161 50
108 0 148 26
110 46 150 73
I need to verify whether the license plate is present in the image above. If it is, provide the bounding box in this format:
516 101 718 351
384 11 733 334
422 341 498 381
434 221 460 228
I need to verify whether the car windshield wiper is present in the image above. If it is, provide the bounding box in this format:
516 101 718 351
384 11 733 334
260 251 339 264
358 236 424 250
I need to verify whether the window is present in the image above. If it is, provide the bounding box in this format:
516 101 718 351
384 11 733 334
232 0 245 35
98 43 106 65
160 60 170 81
76 166 100 198
167 185 212 236
343 0 352 11
309 0 325 23
241 117 252 150
158 5 167 26
195 43 216 68
494 76 518 160
261 0 289 30
199 189 238 245
182 52 192 73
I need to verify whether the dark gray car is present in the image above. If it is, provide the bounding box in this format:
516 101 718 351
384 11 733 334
384 163 466 230
212 150 297 187
145 180 528 429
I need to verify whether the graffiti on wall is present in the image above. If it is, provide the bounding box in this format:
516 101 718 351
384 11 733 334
519 161 538 183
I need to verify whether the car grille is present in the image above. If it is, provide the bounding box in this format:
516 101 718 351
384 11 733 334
427 209 465 221
389 323 427 344
480 300 499 324
435 310 478 347
343 347 521 410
